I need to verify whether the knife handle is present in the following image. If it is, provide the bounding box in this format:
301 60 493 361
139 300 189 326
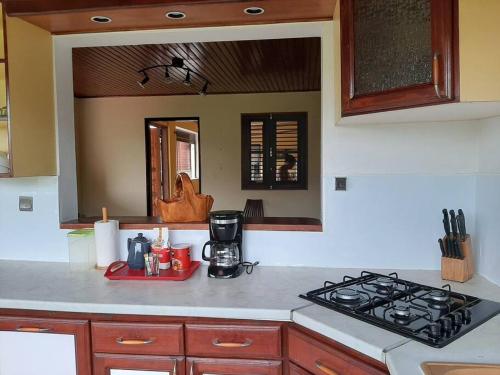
438 239 446 257
450 210 458 236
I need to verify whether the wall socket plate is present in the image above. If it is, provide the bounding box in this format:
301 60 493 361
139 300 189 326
19 196 33 211
335 177 347 191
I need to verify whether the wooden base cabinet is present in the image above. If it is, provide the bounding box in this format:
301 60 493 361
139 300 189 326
187 357 282 375
93 353 184 375
0 316 91 375
288 325 389 375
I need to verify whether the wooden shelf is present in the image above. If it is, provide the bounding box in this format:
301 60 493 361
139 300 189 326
60 216 322 232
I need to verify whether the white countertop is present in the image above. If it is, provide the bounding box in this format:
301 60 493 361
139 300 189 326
0 261 499 374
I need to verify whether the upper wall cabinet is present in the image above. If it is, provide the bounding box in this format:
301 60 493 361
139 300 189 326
4 14 56 177
340 0 458 116
0 3 11 176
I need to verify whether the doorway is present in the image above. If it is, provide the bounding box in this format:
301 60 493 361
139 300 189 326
145 117 200 216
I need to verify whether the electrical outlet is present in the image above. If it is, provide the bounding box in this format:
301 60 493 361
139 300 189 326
335 177 347 191
19 196 33 211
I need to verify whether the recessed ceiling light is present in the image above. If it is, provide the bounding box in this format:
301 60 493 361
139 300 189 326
90 16 112 24
244 7 265 15
166 11 186 20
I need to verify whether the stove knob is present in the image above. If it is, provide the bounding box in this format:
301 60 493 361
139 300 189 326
440 317 453 335
461 308 472 324
452 312 463 327
428 322 442 339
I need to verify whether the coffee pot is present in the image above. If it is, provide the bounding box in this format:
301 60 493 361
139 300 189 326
202 210 244 278
127 233 151 269
202 241 242 278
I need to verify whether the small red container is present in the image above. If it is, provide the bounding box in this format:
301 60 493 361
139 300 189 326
152 247 171 270
170 243 191 272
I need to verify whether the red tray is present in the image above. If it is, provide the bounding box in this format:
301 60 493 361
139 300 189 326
104 260 201 281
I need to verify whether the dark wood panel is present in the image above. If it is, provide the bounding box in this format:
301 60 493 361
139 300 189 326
60 216 323 231
72 38 321 97
0 316 92 375
185 323 282 359
5 0 335 35
288 324 389 375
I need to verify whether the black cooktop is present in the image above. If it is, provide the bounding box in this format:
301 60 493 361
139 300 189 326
300 271 500 348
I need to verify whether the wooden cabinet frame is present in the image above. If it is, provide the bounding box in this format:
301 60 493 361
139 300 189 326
0 315 92 375
340 0 460 116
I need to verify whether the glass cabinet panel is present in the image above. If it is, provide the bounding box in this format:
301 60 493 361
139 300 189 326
353 0 433 96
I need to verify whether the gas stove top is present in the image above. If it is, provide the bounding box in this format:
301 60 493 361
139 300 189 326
300 271 500 348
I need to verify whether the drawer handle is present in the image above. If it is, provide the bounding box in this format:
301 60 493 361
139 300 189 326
433 52 442 98
315 361 339 375
16 327 51 333
116 337 155 345
212 338 253 348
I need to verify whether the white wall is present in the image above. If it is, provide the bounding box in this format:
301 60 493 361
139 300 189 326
475 117 500 285
0 21 497 279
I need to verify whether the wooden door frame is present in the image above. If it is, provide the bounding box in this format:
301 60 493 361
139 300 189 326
145 116 201 217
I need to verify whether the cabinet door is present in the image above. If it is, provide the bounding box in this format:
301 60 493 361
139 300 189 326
187 357 282 375
288 326 388 375
289 363 313 375
0 316 91 375
93 353 184 375
340 0 458 115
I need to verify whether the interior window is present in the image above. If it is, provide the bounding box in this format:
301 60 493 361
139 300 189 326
241 113 307 190
176 128 199 179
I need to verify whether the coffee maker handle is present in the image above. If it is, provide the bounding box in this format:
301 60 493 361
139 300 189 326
202 241 215 261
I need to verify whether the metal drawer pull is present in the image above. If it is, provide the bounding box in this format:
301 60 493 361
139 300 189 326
115 337 155 345
16 327 51 333
315 361 339 375
212 338 253 348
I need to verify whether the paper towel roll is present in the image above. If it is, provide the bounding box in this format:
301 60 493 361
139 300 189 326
94 219 120 268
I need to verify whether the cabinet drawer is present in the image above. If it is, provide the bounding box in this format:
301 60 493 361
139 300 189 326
289 362 313 375
92 322 183 356
185 323 281 359
288 327 388 375
187 357 282 375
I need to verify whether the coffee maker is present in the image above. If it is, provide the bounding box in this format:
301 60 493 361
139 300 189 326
202 210 243 278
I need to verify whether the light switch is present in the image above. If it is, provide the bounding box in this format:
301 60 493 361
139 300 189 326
335 177 347 191
19 196 33 211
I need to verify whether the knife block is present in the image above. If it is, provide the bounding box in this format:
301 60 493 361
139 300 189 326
441 234 474 283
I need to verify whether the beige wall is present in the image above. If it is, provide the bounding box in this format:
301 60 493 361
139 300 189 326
7 17 56 176
0 122 7 152
459 0 500 102
75 91 321 218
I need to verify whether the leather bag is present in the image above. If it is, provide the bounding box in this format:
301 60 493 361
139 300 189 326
158 173 214 222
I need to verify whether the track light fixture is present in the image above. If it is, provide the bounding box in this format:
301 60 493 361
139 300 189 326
199 81 209 96
137 56 210 95
137 72 150 88
183 70 192 86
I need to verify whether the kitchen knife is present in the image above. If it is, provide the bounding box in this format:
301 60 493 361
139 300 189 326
458 209 467 241
438 238 446 258
442 209 451 237
450 210 460 258
442 209 455 258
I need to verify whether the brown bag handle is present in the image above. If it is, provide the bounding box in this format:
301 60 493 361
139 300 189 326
175 173 196 198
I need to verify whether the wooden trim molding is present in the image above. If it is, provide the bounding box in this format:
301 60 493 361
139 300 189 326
60 216 323 232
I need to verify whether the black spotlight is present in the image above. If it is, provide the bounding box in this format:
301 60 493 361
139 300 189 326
183 70 192 86
137 72 149 88
199 81 209 96
164 67 174 83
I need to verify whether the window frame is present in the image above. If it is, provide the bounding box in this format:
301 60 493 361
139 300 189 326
241 112 308 191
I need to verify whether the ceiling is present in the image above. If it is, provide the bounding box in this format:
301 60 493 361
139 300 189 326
5 0 335 35
72 38 321 98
